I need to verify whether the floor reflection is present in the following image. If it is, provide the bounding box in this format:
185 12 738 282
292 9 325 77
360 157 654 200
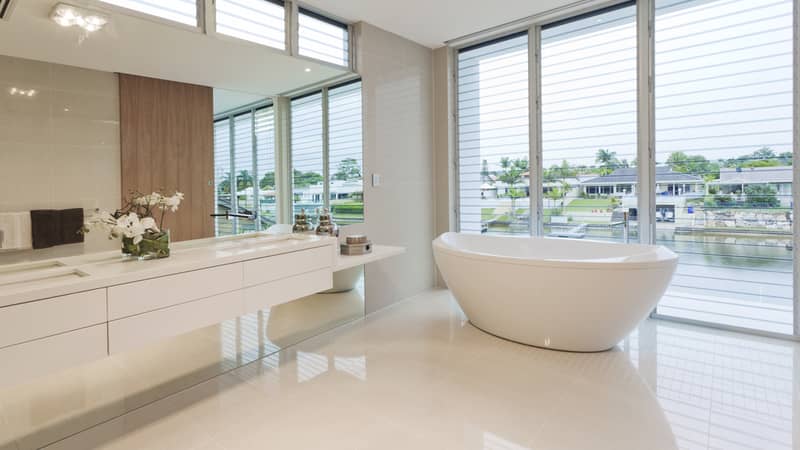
7 289 798 450
624 321 796 450
0 272 365 450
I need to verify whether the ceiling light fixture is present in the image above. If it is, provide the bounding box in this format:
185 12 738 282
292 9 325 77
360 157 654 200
8 87 37 97
304 68 311 72
50 3 108 32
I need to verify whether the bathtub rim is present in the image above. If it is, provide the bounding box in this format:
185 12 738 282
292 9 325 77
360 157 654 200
433 232 678 271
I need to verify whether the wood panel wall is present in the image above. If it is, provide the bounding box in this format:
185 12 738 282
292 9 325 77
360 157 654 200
119 74 214 242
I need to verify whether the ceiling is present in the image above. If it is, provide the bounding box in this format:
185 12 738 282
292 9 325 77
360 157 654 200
0 0 350 96
301 0 580 48
213 89 267 115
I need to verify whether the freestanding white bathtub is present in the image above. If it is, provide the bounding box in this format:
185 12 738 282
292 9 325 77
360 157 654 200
433 232 678 352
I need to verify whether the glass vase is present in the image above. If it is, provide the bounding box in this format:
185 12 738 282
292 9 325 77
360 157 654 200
121 230 170 260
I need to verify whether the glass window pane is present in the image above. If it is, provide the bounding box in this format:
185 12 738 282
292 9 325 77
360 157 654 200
457 33 530 235
291 93 324 216
541 3 638 243
654 0 794 334
298 10 349 66
99 0 197 26
233 112 256 233
255 107 277 226
213 119 234 236
328 81 363 224
216 0 285 50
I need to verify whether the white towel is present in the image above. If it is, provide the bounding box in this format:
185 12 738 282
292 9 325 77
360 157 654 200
0 212 32 250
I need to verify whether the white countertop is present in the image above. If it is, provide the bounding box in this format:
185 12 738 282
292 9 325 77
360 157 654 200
0 233 338 308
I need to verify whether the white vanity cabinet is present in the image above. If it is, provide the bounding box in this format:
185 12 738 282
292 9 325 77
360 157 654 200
0 235 403 389
0 289 108 388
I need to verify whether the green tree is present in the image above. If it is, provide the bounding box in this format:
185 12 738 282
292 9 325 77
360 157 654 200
595 149 620 175
333 158 362 181
217 172 232 195
259 171 276 190
236 170 254 192
497 157 529 220
666 151 720 180
293 169 323 188
744 184 780 208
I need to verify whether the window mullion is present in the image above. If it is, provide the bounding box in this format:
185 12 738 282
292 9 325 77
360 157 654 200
637 0 655 246
322 87 331 211
793 0 799 336
251 108 260 231
228 116 238 233
529 26 543 237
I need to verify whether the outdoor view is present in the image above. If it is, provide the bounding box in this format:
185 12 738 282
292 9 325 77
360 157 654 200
214 106 277 236
458 0 794 334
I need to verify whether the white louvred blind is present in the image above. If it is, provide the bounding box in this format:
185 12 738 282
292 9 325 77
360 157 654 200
291 92 324 216
233 112 256 233
254 106 277 225
457 32 530 235
213 119 233 236
327 81 363 224
653 0 795 334
540 3 638 243
298 9 349 66
216 0 285 50
99 0 197 26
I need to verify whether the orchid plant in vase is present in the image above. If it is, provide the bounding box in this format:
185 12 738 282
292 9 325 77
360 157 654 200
83 191 184 259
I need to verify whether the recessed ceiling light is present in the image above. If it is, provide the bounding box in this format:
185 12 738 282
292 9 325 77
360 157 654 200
8 87 37 97
50 3 108 33
304 68 312 72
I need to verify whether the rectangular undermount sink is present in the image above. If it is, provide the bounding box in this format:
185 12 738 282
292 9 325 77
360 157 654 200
0 268 89 290
0 260 66 276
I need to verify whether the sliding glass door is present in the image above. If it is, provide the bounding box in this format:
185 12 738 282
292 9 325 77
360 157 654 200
541 3 638 242
653 0 795 334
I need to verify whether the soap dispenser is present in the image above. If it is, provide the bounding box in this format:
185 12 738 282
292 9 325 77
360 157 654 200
315 208 338 236
292 208 314 233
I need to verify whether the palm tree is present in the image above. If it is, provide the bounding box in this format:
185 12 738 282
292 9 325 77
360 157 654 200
595 149 620 175
497 157 529 220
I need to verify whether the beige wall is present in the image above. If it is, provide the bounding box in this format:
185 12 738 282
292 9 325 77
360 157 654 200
0 55 120 261
432 46 456 287
355 23 436 313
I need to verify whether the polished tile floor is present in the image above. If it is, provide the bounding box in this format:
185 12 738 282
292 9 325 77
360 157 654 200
45 289 799 450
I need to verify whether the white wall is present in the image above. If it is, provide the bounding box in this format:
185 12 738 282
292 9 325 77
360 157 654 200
432 46 456 287
355 23 436 313
0 55 121 261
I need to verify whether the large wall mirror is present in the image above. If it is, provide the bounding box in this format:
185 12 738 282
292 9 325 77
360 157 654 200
0 1 365 448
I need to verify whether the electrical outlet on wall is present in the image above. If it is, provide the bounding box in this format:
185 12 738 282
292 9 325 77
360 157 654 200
372 173 381 187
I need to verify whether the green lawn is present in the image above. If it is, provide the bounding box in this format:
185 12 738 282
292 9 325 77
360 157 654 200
564 198 614 212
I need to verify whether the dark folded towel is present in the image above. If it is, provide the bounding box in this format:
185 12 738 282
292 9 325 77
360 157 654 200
30 209 85 249
60 208 84 245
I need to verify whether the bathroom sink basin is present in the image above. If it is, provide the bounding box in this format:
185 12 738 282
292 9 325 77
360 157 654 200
0 266 89 290
0 260 66 277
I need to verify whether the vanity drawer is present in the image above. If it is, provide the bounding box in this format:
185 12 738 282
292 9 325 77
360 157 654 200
243 246 333 287
243 268 332 313
0 289 106 349
0 324 108 389
108 263 242 320
108 290 244 354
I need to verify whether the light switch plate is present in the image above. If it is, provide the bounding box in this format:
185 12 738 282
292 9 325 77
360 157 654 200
372 173 381 187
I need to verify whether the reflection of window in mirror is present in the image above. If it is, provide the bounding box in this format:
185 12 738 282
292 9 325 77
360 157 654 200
213 89 274 236
290 80 364 225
